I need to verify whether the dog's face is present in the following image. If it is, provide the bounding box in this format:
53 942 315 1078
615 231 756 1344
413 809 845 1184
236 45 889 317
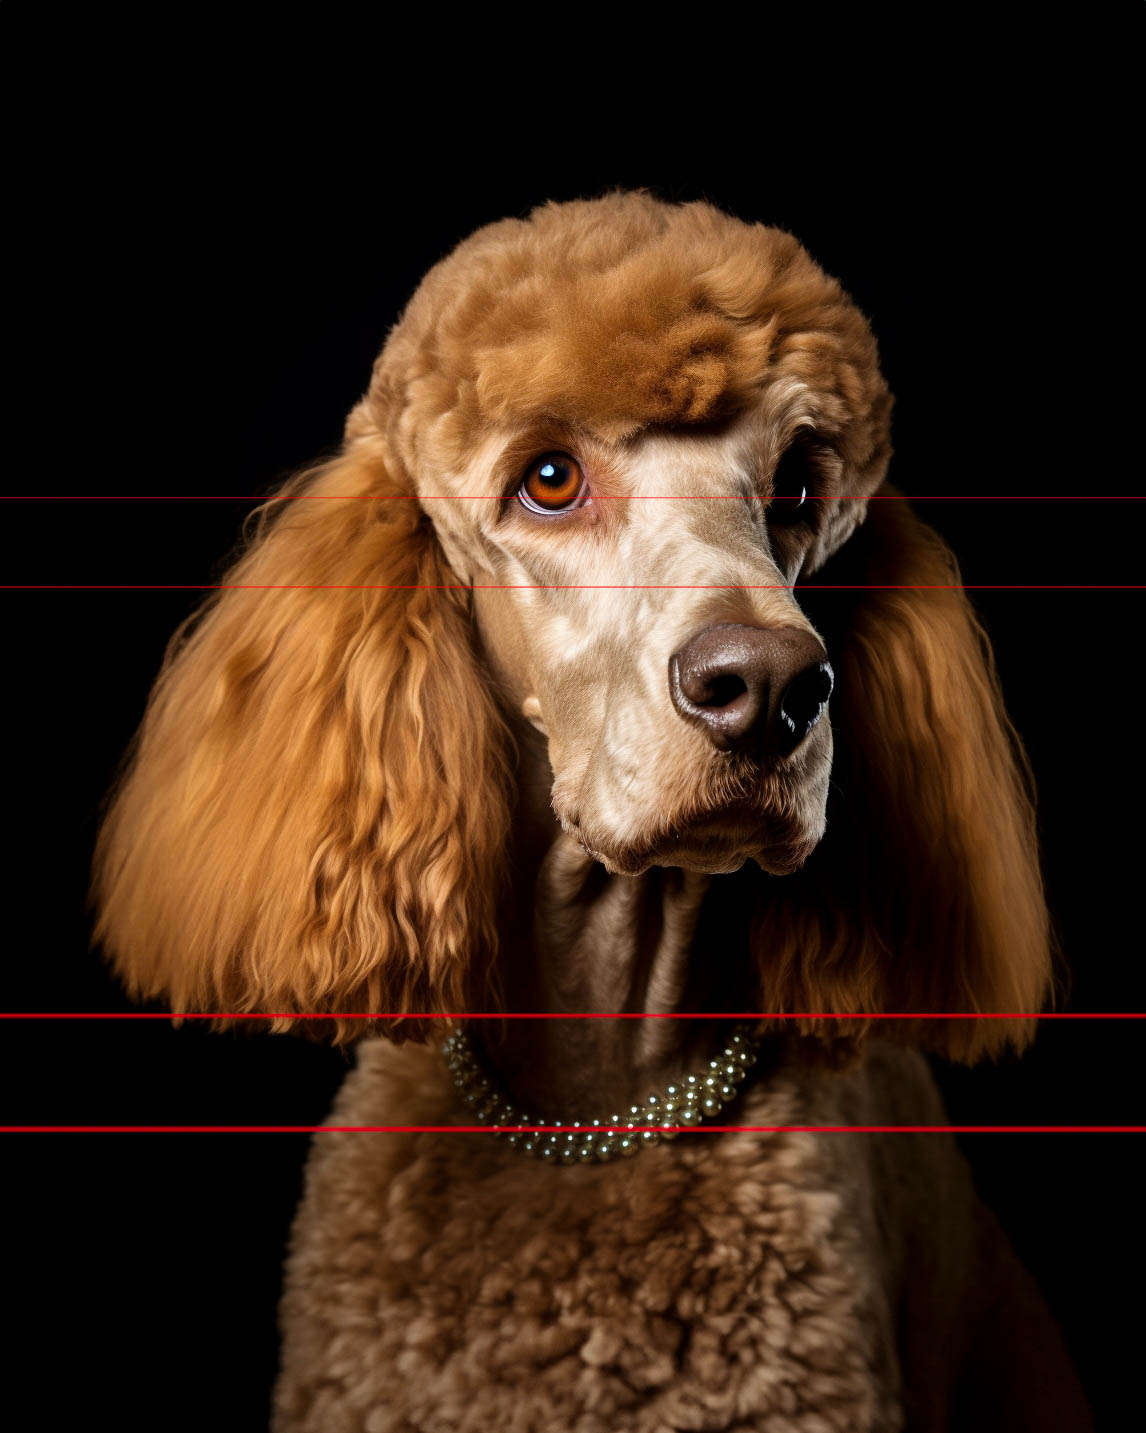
373 195 891 877
426 413 872 878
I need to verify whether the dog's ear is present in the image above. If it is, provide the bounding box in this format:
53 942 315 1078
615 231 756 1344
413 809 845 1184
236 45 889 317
92 415 511 1042
759 493 1053 1061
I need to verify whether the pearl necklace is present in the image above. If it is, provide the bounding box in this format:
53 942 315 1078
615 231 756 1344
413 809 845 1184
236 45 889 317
442 1022 761 1165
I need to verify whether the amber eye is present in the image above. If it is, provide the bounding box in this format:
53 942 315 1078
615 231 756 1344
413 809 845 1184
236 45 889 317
519 452 588 513
768 439 815 525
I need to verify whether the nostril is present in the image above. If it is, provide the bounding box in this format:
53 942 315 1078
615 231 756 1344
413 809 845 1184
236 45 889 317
700 673 748 709
777 661 834 749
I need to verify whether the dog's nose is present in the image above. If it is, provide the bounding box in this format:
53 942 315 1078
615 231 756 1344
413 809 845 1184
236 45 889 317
668 623 833 755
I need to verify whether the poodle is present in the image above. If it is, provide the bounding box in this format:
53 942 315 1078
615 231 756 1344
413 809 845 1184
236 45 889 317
92 192 1092 1431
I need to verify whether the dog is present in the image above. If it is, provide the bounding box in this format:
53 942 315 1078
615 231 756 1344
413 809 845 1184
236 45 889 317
93 191 1092 1430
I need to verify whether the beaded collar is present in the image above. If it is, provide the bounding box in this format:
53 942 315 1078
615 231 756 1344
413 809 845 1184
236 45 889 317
442 1022 762 1164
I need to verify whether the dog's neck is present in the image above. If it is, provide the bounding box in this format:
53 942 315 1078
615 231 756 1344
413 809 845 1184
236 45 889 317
478 718 758 1121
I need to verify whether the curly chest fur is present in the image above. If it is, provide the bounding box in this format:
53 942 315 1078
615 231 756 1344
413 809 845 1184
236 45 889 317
273 1043 979 1433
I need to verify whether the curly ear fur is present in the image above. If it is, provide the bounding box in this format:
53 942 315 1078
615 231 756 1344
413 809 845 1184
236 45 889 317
758 493 1053 1062
92 429 512 1041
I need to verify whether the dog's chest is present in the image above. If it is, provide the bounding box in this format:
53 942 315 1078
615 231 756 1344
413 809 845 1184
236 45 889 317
273 1043 930 1432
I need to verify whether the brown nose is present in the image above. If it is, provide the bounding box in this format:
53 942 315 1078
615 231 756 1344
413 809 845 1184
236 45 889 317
668 623 833 755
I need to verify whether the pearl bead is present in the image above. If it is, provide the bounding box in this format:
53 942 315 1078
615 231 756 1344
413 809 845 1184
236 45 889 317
701 1094 721 1115
618 1136 639 1158
678 1106 701 1126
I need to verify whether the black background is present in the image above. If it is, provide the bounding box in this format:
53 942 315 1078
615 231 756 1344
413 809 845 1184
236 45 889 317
3 12 1142 1431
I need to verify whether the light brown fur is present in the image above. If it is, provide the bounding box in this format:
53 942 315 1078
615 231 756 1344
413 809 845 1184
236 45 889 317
92 191 1088 1429
275 1040 1086 1433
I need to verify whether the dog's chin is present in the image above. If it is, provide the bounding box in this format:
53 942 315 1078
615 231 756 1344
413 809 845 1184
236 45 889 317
569 806 824 879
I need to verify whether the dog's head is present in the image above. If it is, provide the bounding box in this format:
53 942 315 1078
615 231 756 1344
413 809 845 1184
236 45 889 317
93 192 1051 1058
373 195 889 880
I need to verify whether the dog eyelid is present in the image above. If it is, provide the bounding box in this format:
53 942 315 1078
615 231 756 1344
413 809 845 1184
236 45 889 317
519 491 591 516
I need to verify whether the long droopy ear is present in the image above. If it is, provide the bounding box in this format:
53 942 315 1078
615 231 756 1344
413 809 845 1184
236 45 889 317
758 493 1053 1061
92 423 512 1041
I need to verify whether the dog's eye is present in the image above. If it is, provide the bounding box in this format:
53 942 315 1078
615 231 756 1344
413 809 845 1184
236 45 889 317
767 440 815 524
519 452 588 513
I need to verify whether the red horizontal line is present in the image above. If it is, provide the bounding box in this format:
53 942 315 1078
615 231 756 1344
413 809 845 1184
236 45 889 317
2 1124 1140 1134
4 584 1142 592
1 494 1143 502
1 1011 1138 1021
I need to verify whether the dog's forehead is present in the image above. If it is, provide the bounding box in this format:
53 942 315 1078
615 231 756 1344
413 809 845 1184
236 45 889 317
376 196 887 482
